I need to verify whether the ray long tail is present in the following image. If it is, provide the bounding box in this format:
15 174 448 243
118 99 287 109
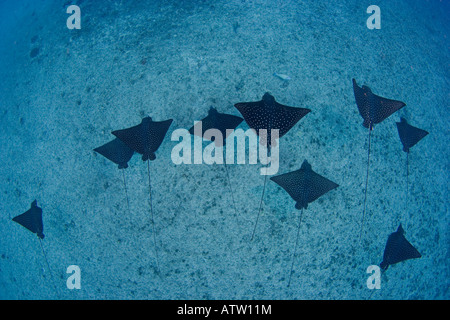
224 158 239 222
122 169 130 215
359 128 372 241
148 160 160 274
251 146 271 241
39 238 60 298
251 169 268 241
288 208 304 287
406 152 410 215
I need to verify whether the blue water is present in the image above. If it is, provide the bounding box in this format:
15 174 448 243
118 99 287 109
0 0 448 300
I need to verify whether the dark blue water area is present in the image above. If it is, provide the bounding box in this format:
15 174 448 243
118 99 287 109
0 0 448 300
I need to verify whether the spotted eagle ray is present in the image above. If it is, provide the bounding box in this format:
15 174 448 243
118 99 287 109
189 107 243 219
352 79 406 240
368 224 421 299
395 117 429 219
380 224 421 271
13 200 45 239
234 93 311 240
12 200 59 297
270 160 339 286
112 116 173 274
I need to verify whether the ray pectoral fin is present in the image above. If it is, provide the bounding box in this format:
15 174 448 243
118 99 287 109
148 119 174 154
94 138 134 169
234 101 262 119
112 126 143 155
277 106 311 137
12 212 35 233
352 79 371 127
305 173 339 205
399 235 422 260
373 94 406 124
270 171 303 202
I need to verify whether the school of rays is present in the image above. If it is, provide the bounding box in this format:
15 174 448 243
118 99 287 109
10 77 429 296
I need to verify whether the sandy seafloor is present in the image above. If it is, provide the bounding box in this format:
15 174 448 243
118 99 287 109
0 0 448 300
